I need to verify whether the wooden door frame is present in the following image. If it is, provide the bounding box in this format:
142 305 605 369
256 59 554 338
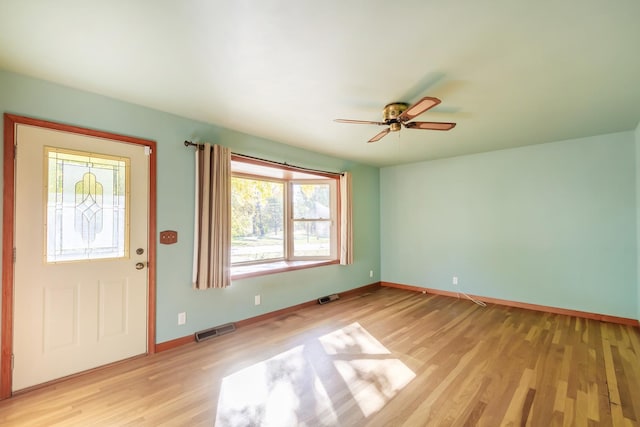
1 114 157 399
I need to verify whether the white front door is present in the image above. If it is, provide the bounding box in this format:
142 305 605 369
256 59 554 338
12 123 149 391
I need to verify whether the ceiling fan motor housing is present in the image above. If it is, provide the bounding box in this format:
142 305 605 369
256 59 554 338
383 103 408 132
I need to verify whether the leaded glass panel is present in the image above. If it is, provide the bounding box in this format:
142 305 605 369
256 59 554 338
45 147 129 262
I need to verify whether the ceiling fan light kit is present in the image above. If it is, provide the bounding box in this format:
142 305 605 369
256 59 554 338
335 96 456 143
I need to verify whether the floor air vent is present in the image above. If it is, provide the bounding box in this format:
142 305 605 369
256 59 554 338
318 293 340 304
195 323 236 342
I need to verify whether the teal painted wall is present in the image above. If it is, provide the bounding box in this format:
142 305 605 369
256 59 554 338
0 70 381 343
636 121 640 321
381 132 637 319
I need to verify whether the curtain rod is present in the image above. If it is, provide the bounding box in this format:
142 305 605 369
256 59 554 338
183 140 343 176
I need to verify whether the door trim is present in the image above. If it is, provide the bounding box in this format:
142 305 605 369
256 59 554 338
1 114 157 399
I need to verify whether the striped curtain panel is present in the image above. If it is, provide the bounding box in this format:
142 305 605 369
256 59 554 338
340 172 354 265
192 143 232 289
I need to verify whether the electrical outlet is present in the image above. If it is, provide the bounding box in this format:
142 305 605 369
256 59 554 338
178 312 186 325
369 270 373 278
452 276 458 285
254 295 261 305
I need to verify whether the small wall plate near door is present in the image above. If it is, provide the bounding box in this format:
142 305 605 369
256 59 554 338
160 230 178 244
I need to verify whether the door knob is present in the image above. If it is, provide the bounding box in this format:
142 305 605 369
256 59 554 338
135 262 145 270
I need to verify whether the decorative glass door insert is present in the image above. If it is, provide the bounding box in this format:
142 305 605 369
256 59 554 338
45 147 130 262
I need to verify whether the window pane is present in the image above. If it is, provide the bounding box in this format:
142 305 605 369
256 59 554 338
45 148 129 263
292 183 330 219
293 220 331 257
231 176 284 263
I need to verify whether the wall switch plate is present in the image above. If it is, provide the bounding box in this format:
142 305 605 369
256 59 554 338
178 312 186 325
369 270 373 278
254 295 261 305
452 276 458 285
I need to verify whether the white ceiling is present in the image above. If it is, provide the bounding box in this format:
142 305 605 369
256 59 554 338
1 1 639 167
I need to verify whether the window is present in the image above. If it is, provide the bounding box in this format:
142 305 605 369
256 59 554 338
231 176 284 263
290 182 334 258
231 156 339 271
45 147 129 263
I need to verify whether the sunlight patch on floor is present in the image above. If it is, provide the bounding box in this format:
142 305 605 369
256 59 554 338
333 358 416 417
320 322 416 417
215 345 337 426
319 322 391 355
215 322 415 426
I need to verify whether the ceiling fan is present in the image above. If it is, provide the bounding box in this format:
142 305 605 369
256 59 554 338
334 96 456 143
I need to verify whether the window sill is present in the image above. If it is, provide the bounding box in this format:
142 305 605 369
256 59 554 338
231 259 339 280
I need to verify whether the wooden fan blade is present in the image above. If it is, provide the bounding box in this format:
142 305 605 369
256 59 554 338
368 128 391 143
334 119 387 125
397 96 441 122
404 121 456 131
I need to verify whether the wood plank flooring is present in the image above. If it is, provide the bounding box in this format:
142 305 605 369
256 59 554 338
0 287 639 426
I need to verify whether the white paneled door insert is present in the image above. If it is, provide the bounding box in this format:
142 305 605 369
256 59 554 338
12 124 149 391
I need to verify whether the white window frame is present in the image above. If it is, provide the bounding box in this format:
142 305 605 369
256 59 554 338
288 179 338 261
230 156 340 271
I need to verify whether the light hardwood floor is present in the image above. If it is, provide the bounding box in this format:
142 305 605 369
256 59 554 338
1 286 639 426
